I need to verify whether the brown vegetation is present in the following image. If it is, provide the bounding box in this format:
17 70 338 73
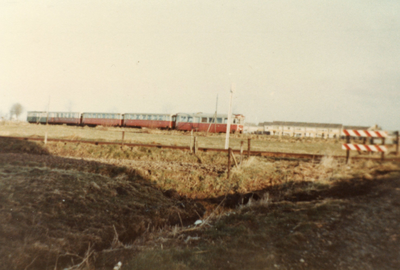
0 125 399 269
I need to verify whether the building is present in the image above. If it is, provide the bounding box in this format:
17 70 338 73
243 122 264 134
258 121 378 138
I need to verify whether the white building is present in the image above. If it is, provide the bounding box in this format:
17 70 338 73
259 121 375 138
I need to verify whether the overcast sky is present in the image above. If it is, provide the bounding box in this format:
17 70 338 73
1 0 399 130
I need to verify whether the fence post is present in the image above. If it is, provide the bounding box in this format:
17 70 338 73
247 138 251 158
44 132 48 145
190 130 193 153
228 147 231 179
240 141 244 166
346 136 350 164
194 136 198 154
121 131 125 147
381 137 385 161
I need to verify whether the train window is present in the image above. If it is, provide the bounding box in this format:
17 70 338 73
152 115 157 120
209 118 214 123
188 117 193 123
181 116 187 122
224 118 228 124
201 117 207 123
216 118 222 123
158 115 163 120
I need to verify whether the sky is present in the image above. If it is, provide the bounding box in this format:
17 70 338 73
1 0 399 130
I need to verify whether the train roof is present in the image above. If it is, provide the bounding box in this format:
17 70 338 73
47 111 81 114
123 112 175 116
82 112 122 115
176 112 243 118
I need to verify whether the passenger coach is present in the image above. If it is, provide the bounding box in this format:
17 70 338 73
27 111 48 124
47 112 81 125
175 112 244 133
123 113 176 129
81 112 122 127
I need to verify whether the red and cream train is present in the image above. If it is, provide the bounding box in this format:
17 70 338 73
27 111 245 133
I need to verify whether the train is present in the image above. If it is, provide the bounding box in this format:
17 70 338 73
27 111 245 133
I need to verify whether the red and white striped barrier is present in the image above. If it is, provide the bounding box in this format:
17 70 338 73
342 144 388 152
343 130 388 138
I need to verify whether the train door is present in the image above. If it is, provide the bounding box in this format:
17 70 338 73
192 116 199 131
172 115 176 129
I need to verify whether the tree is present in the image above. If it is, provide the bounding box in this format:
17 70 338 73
10 103 23 120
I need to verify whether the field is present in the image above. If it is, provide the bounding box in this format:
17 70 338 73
1 122 400 269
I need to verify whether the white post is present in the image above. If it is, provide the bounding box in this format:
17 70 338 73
224 84 234 149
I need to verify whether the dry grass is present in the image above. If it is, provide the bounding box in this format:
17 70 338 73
1 131 400 269
1 122 345 155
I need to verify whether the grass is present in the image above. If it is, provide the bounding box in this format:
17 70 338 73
1 122 346 155
1 124 400 269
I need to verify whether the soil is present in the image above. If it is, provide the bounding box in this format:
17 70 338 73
1 137 400 269
0 152 206 269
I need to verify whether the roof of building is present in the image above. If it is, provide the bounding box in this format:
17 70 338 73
265 121 343 129
343 125 373 130
244 122 258 127
258 121 274 126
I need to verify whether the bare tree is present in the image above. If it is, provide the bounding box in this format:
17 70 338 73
10 103 23 120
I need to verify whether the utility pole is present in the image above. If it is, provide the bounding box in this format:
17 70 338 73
207 94 218 134
46 95 51 125
224 84 234 149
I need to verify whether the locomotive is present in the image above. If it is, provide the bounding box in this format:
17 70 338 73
27 111 245 133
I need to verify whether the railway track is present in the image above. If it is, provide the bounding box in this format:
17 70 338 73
1 136 399 162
